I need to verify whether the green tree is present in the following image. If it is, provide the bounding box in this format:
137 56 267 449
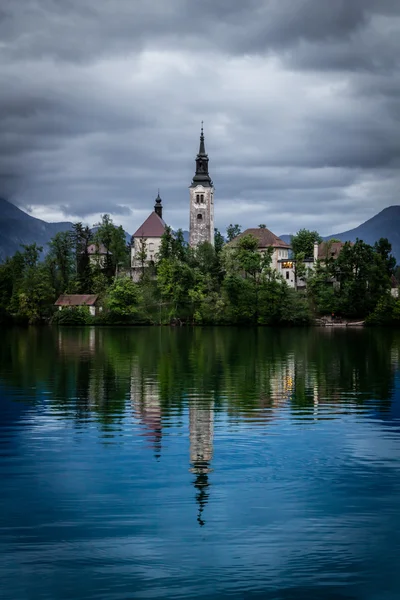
10 244 55 324
94 214 128 278
71 223 93 293
226 224 242 242
47 231 74 294
214 228 225 254
291 229 322 258
106 277 142 322
136 236 148 279
291 229 322 290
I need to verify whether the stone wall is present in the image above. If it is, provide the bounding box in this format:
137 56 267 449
189 185 214 247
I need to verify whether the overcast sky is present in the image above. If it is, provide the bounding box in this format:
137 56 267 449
1 0 400 236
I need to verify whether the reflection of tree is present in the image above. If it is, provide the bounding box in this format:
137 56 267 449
1 326 399 432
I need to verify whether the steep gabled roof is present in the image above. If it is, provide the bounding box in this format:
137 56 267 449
133 212 166 238
55 294 99 306
230 228 290 249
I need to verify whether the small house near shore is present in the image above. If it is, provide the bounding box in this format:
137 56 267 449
55 294 101 316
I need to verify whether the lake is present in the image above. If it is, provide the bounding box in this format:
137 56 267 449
1 326 400 599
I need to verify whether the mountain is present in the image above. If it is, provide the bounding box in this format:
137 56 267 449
0 198 132 261
279 205 400 262
0 198 73 262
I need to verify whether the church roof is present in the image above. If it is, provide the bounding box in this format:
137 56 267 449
133 211 166 238
229 228 290 249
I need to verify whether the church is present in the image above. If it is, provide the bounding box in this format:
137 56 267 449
130 126 214 276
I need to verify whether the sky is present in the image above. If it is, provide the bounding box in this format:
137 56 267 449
1 0 400 236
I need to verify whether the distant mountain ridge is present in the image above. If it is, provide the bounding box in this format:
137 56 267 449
0 198 131 261
0 198 74 262
279 206 400 262
1 199 400 263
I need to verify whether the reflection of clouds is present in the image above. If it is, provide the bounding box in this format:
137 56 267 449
345 423 400 469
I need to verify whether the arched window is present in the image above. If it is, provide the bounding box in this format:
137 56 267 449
196 194 200 202
200 194 204 203
197 213 202 220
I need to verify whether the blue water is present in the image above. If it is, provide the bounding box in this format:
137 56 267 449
1 326 400 599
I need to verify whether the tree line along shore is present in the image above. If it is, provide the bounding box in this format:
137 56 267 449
0 214 399 327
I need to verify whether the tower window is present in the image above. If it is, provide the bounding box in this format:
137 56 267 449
201 194 204 203
196 194 200 202
197 213 202 220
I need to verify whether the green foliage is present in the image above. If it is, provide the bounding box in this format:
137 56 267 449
214 228 225 254
226 224 242 242
106 277 142 323
47 231 75 294
72 222 93 293
93 214 128 278
53 306 93 326
291 229 322 258
365 294 396 326
1 220 397 327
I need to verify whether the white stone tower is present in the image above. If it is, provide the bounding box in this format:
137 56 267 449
189 124 214 247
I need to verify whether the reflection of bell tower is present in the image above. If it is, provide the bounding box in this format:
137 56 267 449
189 401 214 526
189 123 214 248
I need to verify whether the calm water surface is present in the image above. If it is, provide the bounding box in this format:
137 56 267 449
1 326 400 599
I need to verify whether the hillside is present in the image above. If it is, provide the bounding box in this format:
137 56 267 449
280 205 400 261
0 198 73 262
0 198 132 261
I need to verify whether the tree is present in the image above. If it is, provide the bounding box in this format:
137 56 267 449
158 227 176 261
71 223 93 292
9 244 55 324
94 214 128 278
47 231 74 293
214 228 225 254
291 229 322 258
157 258 195 317
226 224 242 242
106 277 142 322
374 238 396 278
291 229 322 290
136 236 148 278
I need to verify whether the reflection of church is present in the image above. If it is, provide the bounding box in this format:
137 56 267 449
189 401 214 527
130 364 162 459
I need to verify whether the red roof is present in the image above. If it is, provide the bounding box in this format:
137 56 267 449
229 228 290 249
133 212 166 238
318 241 347 260
55 294 99 307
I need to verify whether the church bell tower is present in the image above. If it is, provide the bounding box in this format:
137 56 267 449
189 124 214 247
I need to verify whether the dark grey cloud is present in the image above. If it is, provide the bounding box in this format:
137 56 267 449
0 0 399 236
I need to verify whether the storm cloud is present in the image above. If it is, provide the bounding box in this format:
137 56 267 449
1 0 399 235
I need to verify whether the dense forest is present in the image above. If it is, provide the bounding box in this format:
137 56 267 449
0 214 399 326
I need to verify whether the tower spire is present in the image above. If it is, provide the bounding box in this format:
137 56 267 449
192 123 212 187
154 190 163 219
199 121 206 155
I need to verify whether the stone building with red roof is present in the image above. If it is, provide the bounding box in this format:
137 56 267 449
228 226 297 286
130 193 167 281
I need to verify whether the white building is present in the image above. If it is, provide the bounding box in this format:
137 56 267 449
130 193 167 281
